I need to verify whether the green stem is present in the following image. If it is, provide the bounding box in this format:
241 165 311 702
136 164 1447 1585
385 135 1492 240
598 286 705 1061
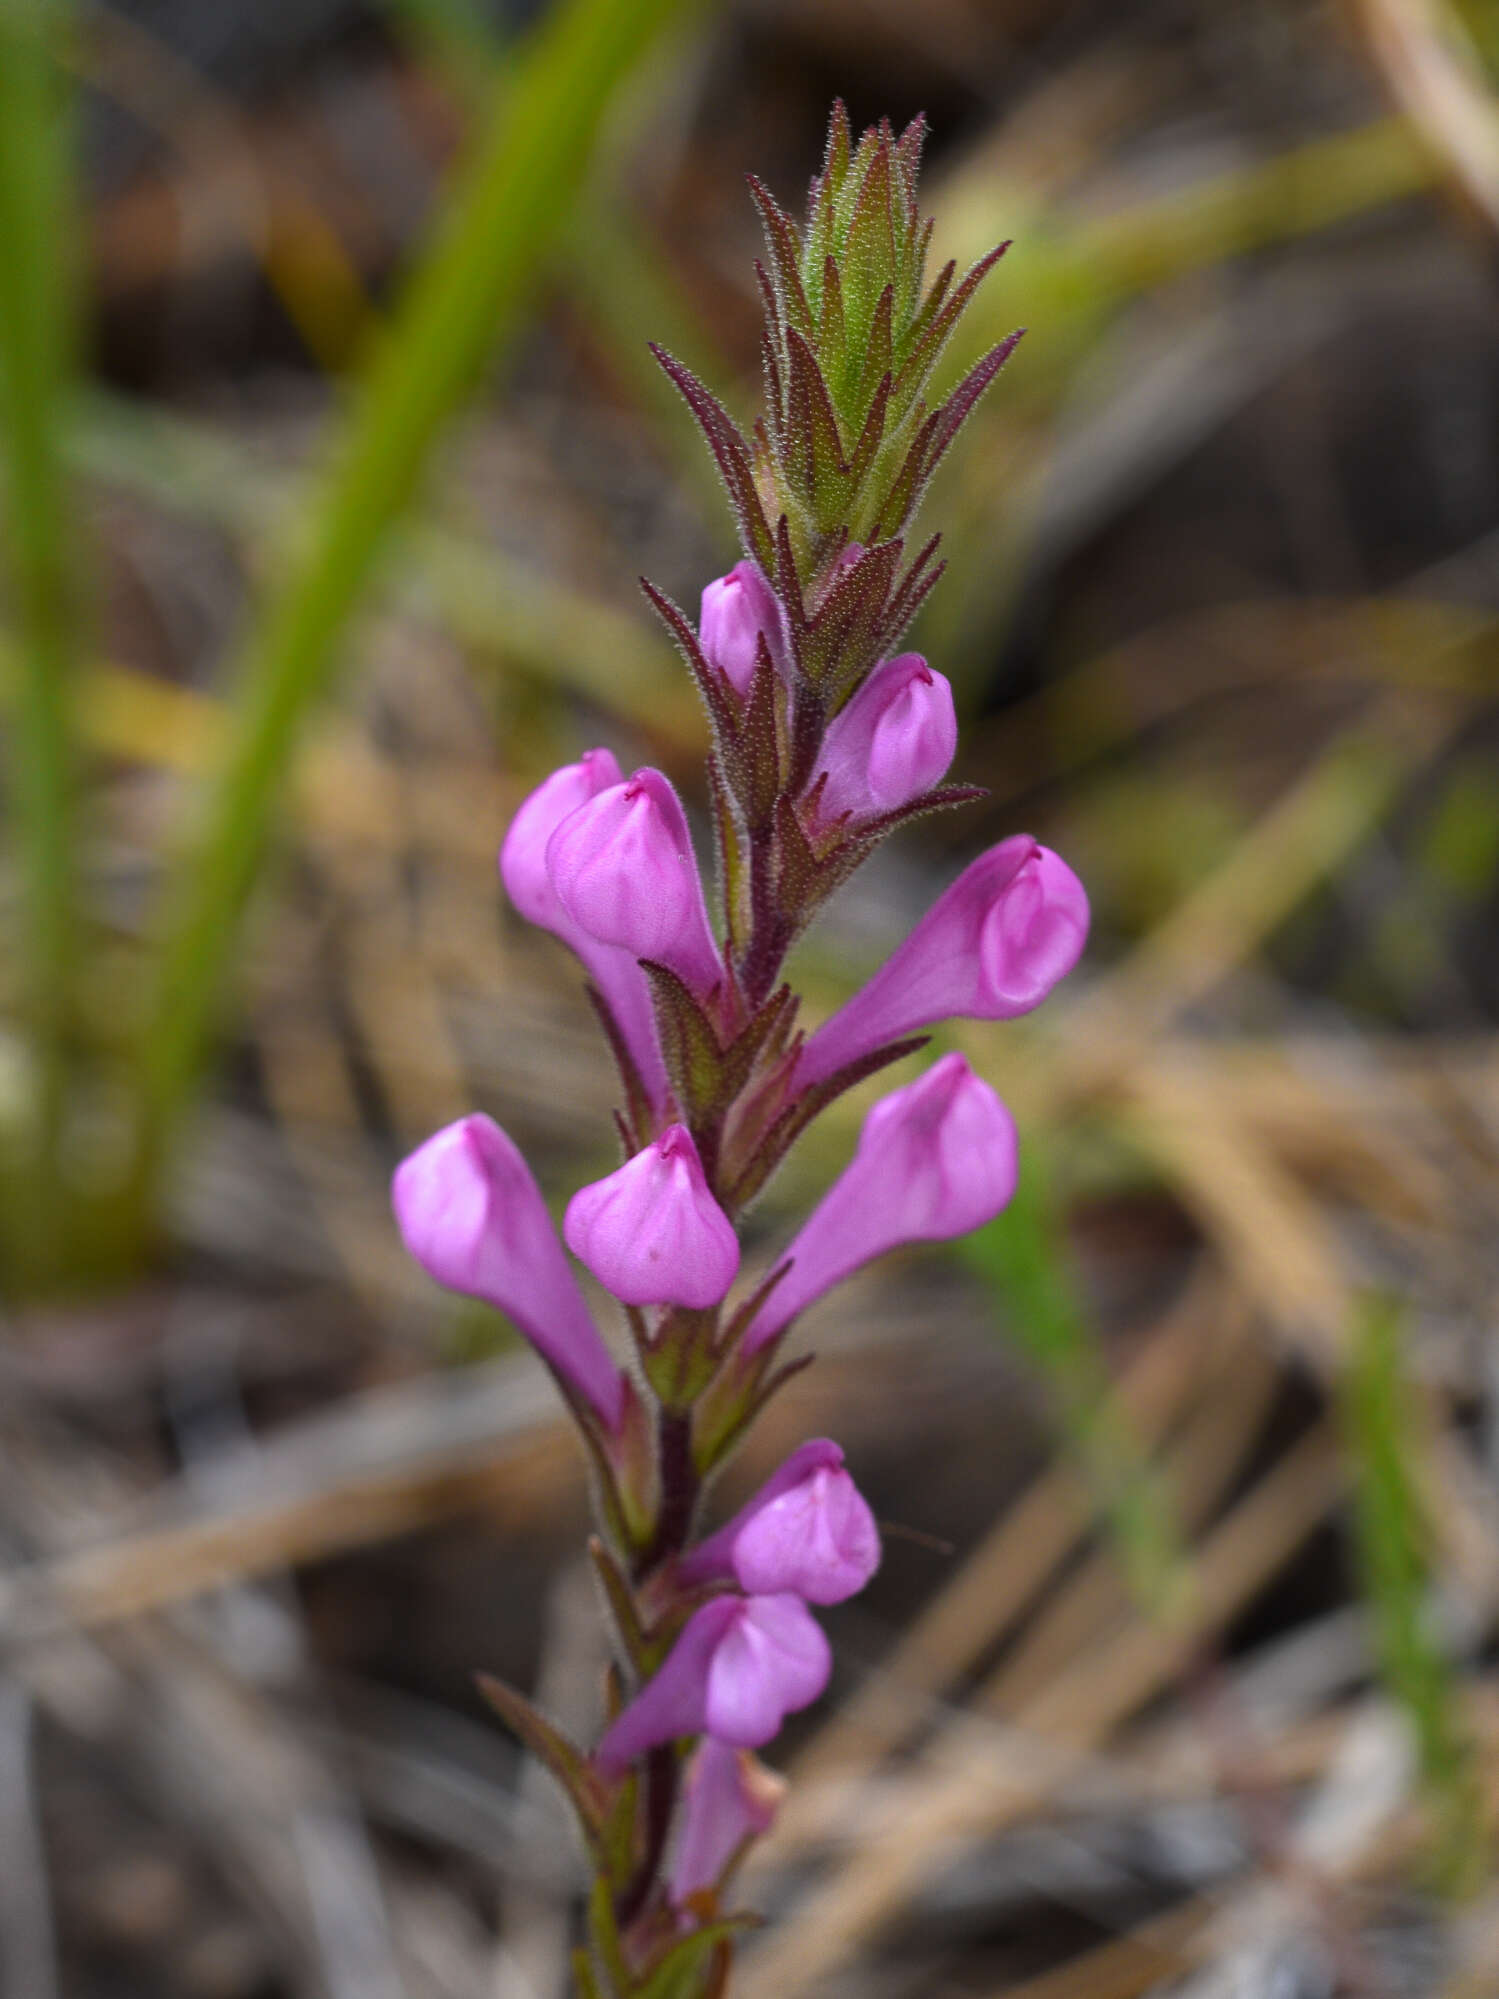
129 0 705 1221
0 0 82 1274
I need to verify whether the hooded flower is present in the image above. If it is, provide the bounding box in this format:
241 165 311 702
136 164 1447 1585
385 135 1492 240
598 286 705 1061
547 767 723 1000
677 1439 881 1604
564 1125 739 1309
743 1055 1017 1355
797 836 1089 1087
669 1739 785 1911
392 1115 625 1429
595 1594 831 1772
499 751 667 1107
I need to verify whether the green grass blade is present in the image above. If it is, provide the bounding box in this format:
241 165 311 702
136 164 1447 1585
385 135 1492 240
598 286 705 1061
0 0 82 1263
131 0 705 1206
960 1134 1186 1618
1341 1293 1486 1897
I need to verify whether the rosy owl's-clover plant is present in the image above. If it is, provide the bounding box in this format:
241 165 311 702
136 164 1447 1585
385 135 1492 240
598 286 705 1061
393 105 1089 1995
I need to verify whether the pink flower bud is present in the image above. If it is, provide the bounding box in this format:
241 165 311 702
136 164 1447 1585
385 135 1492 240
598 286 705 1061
499 752 666 1108
546 768 723 999
797 836 1089 1087
670 1739 784 1912
699 561 784 695
810 653 956 824
743 1054 1016 1355
595 1594 830 1772
392 1115 625 1430
563 1125 738 1309
678 1439 881 1604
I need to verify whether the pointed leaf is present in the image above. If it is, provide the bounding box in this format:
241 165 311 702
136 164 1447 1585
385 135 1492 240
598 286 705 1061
707 753 749 962
846 369 892 494
883 532 946 646
784 324 847 502
747 175 813 341
893 242 1011 418
588 1877 633 1994
726 1034 931 1211
856 781 988 842
639 576 739 748
642 960 726 1125
476 1675 612 1854
584 982 654 1146
853 283 895 415
841 135 898 341
572 1945 606 1999
589 1537 650 1677
651 345 775 568
738 634 784 829
638 1923 753 1999
818 253 847 389
915 329 1024 492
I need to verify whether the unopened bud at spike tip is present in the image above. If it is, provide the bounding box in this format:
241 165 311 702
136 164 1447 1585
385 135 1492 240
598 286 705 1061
700 561 785 696
810 651 956 825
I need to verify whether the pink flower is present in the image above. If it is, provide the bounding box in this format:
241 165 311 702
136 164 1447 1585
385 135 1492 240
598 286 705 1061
743 1054 1017 1355
678 1439 881 1604
810 653 956 825
699 561 784 695
595 1593 830 1772
797 836 1089 1087
392 1115 625 1429
499 752 666 1107
564 1125 739 1309
547 768 723 1000
669 1739 784 1911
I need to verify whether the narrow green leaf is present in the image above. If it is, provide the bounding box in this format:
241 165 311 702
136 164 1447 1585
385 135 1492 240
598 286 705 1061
130 0 705 1212
0 0 82 1260
1341 1294 1487 1898
587 1876 634 1994
961 1137 1185 1618
476 1673 613 1858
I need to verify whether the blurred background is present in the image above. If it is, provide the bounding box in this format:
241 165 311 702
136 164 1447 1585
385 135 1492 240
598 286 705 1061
2 0 1499 1993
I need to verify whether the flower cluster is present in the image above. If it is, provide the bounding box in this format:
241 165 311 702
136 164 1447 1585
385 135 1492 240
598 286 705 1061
392 105 1088 1996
